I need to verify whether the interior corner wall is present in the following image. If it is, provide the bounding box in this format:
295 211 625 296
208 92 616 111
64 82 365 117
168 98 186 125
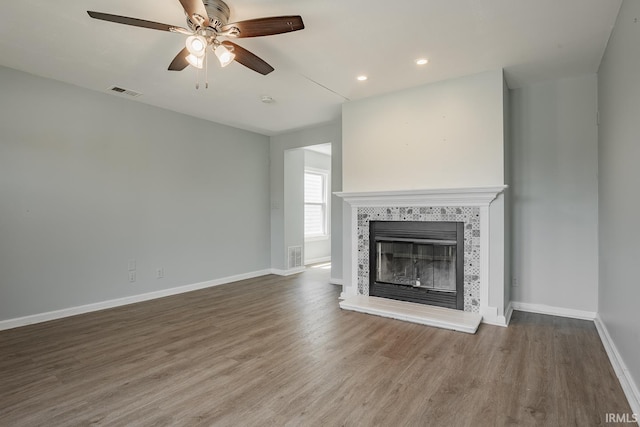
342 69 505 192
0 66 271 321
269 122 342 278
597 0 640 408
487 72 510 317
502 75 512 312
510 73 599 312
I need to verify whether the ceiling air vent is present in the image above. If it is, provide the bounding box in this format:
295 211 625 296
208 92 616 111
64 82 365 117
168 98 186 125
107 86 142 97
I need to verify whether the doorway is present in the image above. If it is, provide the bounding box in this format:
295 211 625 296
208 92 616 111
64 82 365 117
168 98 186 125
302 143 332 265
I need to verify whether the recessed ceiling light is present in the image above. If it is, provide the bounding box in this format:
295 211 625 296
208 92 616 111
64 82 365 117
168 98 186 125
357 75 368 81
416 58 429 65
260 95 274 104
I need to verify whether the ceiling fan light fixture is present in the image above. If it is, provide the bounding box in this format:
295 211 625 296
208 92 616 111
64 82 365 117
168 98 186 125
87 3 306 77
186 53 204 69
186 35 207 57
215 44 235 67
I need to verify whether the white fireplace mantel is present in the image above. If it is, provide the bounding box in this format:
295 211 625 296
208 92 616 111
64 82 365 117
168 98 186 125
336 185 510 331
335 186 507 207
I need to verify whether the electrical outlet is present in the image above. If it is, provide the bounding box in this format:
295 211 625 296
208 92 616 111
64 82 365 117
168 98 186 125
129 271 136 283
156 268 164 279
512 278 519 287
128 259 136 271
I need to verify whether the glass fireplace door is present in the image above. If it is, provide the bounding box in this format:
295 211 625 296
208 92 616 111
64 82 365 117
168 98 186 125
376 240 457 292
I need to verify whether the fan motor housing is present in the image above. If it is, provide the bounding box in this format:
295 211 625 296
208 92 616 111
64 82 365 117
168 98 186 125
186 0 231 30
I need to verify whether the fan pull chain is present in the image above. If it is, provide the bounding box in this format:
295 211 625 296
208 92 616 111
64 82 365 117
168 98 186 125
205 51 209 89
195 62 200 90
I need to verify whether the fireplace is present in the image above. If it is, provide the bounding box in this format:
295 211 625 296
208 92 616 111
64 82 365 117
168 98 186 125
336 186 509 331
369 221 464 310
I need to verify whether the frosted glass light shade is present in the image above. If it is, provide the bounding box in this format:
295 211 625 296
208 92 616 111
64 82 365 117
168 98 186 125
215 44 235 67
185 35 207 57
186 53 204 69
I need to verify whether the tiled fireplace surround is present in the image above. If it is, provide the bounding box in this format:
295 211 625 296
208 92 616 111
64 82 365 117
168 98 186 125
336 186 510 328
357 205 480 312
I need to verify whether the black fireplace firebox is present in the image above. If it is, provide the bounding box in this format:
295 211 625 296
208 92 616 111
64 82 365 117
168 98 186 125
369 221 464 310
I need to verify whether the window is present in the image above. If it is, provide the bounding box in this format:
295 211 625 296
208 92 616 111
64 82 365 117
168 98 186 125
304 170 328 237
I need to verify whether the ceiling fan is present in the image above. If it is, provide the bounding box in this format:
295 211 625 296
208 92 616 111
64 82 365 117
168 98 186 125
87 0 304 76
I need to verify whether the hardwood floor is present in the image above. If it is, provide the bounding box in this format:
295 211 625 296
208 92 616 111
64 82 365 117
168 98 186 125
0 267 632 426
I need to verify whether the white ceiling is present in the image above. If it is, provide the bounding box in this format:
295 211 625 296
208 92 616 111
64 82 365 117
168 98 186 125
0 0 622 135
304 143 332 156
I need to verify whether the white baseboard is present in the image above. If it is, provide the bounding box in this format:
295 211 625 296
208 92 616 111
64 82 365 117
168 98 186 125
481 316 509 327
489 301 514 327
270 267 306 276
330 277 343 286
478 304 511 328
504 301 514 325
0 269 272 331
595 314 640 419
511 301 596 320
304 256 331 265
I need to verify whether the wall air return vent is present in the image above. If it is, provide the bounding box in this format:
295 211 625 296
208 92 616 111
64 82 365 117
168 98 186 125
107 86 142 97
288 246 303 269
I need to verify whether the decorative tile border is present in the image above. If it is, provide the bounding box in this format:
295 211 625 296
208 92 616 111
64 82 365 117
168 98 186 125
356 206 481 313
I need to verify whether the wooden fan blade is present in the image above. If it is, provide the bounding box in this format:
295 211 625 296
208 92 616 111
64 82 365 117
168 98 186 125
87 11 175 32
168 48 190 71
178 0 210 27
221 16 304 38
222 41 274 75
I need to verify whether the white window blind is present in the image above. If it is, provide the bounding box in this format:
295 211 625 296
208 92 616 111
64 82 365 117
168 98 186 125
304 171 327 236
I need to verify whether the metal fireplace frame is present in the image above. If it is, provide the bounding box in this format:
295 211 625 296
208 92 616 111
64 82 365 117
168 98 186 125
369 221 464 310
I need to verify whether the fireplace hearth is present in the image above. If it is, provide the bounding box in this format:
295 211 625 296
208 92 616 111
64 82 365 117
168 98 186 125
369 221 464 310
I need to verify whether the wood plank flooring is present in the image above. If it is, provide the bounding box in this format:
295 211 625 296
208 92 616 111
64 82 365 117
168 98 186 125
0 267 633 426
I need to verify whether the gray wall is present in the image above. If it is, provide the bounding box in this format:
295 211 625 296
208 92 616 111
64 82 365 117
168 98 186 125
598 0 640 403
283 148 305 268
510 74 599 312
342 70 505 192
503 76 512 310
0 66 271 321
269 123 342 280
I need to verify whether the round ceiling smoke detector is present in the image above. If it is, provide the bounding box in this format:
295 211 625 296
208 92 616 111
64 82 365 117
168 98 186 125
261 95 275 104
